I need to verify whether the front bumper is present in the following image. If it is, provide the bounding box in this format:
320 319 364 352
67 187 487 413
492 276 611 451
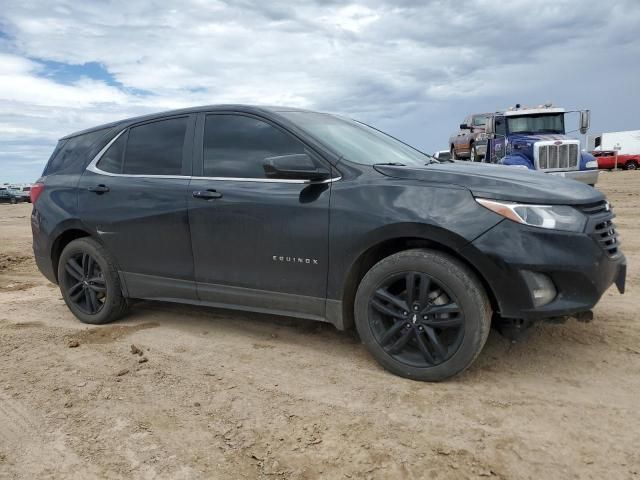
460 218 626 320
548 169 599 185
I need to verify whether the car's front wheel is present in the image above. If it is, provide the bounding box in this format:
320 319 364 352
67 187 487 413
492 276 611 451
58 237 128 324
470 144 478 162
354 249 491 381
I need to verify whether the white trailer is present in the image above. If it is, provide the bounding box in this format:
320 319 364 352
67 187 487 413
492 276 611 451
591 130 640 155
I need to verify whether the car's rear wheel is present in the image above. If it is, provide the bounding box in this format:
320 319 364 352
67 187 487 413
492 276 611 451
625 161 637 170
10 197 17 204
58 237 128 324
354 249 491 381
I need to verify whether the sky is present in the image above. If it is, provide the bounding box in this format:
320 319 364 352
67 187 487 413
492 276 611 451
1 0 639 183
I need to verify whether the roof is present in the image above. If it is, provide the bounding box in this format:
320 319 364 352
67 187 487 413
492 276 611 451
60 104 319 140
503 107 565 117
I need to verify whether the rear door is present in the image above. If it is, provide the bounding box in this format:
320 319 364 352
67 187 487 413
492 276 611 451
78 115 198 300
188 112 333 319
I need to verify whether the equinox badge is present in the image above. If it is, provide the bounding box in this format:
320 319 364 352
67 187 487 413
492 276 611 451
273 255 319 265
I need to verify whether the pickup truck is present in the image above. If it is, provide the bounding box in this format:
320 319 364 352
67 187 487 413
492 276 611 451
592 151 640 170
449 113 489 161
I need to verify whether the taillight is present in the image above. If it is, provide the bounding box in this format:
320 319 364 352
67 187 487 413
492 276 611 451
30 182 45 204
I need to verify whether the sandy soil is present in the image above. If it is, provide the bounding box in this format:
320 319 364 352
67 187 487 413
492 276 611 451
0 171 639 479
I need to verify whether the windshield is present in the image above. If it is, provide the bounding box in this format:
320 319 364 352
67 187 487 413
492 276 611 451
279 111 431 167
472 115 487 126
507 113 564 134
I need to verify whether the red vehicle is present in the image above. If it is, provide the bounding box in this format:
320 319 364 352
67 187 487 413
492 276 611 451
592 150 640 170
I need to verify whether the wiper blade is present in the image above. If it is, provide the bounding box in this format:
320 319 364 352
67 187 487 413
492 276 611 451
374 162 406 166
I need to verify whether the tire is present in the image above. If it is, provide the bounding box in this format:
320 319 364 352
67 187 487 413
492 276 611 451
450 145 458 161
354 249 491 381
470 144 478 162
625 161 637 170
10 197 17 204
57 237 128 324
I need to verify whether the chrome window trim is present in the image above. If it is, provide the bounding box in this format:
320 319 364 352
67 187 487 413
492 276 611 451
87 128 342 184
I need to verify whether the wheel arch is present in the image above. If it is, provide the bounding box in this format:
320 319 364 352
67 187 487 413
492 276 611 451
336 230 500 331
50 226 93 282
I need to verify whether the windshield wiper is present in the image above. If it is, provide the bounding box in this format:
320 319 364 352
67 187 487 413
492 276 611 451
374 162 406 166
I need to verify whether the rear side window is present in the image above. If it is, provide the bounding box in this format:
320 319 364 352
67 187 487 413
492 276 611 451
96 133 126 174
202 114 305 178
44 128 112 175
123 118 187 175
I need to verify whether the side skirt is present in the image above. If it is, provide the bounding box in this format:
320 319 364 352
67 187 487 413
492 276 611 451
120 271 345 329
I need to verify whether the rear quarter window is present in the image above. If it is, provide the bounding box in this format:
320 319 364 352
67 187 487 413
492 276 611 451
44 127 116 176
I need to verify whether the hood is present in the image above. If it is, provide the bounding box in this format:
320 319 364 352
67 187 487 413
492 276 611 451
374 162 603 205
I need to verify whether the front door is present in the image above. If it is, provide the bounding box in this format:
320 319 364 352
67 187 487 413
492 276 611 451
78 115 197 300
188 113 332 319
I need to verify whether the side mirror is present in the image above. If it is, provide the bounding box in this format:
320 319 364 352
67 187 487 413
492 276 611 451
579 110 590 135
263 154 330 181
459 123 470 130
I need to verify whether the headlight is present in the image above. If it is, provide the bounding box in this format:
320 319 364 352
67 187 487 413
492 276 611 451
476 198 586 232
585 160 598 169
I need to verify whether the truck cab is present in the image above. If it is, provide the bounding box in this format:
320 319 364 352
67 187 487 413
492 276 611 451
484 105 599 185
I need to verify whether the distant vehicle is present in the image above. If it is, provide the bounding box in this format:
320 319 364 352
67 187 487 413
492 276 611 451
0 187 26 204
9 186 31 202
483 104 598 185
432 150 451 161
592 130 640 155
449 113 490 161
592 150 640 170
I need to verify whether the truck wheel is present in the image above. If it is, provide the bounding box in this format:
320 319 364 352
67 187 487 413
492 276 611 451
470 144 479 162
450 145 457 160
354 249 492 381
58 237 128 325
625 161 637 170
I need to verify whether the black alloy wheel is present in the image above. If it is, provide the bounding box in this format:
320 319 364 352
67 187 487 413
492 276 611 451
62 252 107 315
368 271 464 368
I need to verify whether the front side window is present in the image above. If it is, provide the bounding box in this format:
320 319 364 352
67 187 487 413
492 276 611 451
203 114 306 178
495 116 506 137
123 117 187 175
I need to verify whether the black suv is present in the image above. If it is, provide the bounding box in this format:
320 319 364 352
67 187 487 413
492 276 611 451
31 106 626 381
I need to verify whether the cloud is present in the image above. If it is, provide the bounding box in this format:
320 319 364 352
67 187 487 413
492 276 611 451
0 0 639 181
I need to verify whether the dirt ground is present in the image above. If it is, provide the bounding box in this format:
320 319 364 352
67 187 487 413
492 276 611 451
0 171 638 480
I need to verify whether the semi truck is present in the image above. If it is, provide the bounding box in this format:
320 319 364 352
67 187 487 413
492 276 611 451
483 104 598 185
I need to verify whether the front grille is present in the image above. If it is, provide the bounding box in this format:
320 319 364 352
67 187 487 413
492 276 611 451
537 143 579 170
578 201 620 256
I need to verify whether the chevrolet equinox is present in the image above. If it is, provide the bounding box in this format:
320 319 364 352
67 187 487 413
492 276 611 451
31 105 626 381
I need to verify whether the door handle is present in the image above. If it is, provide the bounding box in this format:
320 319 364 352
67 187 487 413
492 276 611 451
193 189 223 200
87 184 110 194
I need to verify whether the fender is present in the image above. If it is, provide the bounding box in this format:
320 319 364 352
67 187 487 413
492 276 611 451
499 153 534 169
580 150 597 170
